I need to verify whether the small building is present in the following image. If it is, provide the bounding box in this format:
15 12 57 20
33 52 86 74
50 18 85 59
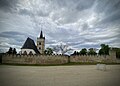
21 37 40 55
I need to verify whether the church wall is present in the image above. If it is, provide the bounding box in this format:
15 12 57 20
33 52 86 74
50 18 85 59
21 49 36 54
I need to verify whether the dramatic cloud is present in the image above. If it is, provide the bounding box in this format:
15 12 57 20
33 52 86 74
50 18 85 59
0 0 120 53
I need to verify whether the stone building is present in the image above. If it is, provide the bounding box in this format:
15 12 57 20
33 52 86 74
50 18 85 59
21 30 45 55
37 30 45 54
109 47 117 59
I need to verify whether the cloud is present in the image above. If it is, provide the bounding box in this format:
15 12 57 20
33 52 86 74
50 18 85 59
76 0 95 11
94 0 120 24
0 0 120 53
0 0 19 13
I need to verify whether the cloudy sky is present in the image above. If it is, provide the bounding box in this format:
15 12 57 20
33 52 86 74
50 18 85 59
0 0 120 53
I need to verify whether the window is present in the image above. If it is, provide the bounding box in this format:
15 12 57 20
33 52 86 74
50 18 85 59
39 47 41 50
29 51 33 55
39 42 41 45
23 51 27 55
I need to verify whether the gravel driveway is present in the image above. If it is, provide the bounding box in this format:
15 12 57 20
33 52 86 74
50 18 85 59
0 65 120 86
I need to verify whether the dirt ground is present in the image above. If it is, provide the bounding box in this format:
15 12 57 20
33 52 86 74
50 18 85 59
0 65 120 86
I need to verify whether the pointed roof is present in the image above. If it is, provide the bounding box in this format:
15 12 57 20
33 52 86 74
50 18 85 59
21 37 40 54
39 30 45 39
40 30 43 38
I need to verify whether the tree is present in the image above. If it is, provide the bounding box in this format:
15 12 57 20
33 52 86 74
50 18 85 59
71 51 79 55
73 51 77 55
59 43 72 55
52 43 72 55
7 47 13 54
6 47 17 55
13 48 17 54
98 49 104 55
52 45 60 54
98 44 110 55
44 50 47 55
44 47 53 55
71 51 80 55
88 48 97 55
80 48 87 55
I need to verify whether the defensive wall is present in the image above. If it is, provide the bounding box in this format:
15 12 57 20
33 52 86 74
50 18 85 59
1 53 118 64
2 55 68 64
70 55 116 63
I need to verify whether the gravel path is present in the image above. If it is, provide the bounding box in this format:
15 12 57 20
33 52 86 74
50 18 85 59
0 65 120 86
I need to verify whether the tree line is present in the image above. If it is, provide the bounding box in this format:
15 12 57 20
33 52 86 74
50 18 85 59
71 44 110 56
5 44 120 59
44 44 110 56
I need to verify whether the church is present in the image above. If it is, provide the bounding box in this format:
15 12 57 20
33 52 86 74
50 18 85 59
21 30 45 55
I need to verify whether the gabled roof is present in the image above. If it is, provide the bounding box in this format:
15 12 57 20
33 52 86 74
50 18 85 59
21 37 40 54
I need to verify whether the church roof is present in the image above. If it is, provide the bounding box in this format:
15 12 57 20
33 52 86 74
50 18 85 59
21 37 40 54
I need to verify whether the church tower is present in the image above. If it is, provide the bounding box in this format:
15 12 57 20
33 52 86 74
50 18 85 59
37 30 45 54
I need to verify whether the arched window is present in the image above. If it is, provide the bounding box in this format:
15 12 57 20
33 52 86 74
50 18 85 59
29 51 33 55
23 51 27 55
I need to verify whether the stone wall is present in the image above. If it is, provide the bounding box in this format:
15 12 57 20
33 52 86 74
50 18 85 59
70 55 117 63
2 55 68 64
2 54 117 64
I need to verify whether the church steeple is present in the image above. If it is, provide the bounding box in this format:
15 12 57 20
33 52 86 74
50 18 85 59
39 30 45 39
40 30 43 38
37 30 45 54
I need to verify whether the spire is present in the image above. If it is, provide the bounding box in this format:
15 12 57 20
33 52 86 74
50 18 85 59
40 30 43 38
